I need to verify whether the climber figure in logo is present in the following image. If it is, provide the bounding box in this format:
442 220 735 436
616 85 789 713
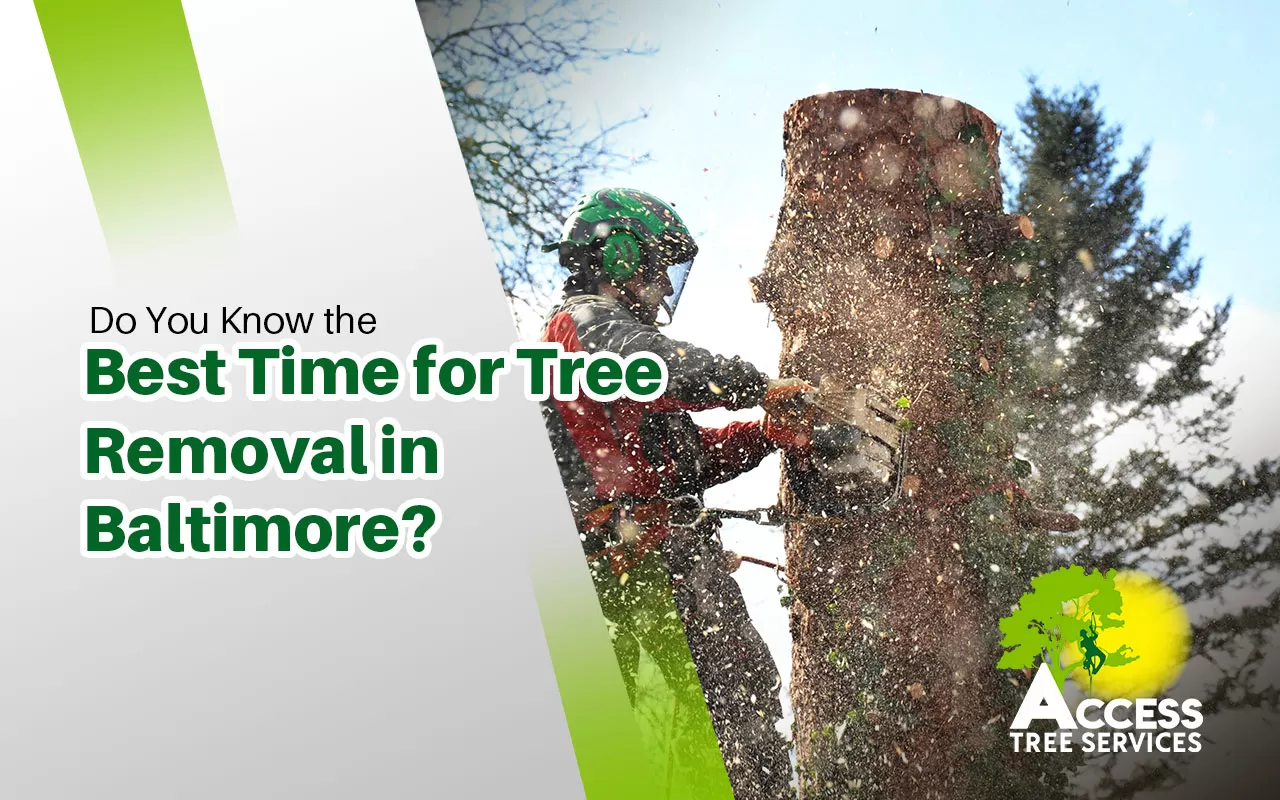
1079 617 1108 676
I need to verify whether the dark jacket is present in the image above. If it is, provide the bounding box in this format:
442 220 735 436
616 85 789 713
539 293 774 522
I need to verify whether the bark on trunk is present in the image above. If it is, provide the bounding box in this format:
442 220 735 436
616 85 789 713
755 89 1034 799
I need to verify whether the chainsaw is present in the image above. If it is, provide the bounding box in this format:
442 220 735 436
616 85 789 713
598 379 1075 575
699 378 1080 534
702 377 910 528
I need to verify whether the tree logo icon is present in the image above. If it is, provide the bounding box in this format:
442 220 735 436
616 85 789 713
997 565 1141 696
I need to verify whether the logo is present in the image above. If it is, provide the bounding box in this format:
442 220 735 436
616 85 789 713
997 566 1200 754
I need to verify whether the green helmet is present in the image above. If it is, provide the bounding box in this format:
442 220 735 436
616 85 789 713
544 187 698 321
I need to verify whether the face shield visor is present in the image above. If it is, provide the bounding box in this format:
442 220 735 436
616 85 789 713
648 229 697 326
658 257 694 325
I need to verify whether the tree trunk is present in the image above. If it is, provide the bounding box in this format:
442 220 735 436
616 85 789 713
755 89 1037 799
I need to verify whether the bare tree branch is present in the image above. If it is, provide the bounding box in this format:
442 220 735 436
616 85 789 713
419 0 655 321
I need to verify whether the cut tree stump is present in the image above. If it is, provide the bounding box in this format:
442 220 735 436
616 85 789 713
756 89 1038 799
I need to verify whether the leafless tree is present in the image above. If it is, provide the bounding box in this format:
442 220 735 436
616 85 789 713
418 0 654 319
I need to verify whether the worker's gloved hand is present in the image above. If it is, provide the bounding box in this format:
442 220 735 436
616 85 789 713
762 378 817 450
723 550 743 574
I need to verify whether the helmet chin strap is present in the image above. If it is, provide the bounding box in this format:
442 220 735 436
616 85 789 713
655 299 674 327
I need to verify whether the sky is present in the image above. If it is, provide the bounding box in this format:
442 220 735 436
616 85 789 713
502 0 1280 789
558 0 1280 464
570 0 1279 305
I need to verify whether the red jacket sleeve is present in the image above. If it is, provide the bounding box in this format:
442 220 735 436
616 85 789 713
697 419 775 490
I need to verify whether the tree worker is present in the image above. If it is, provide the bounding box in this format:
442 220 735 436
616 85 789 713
536 187 899 799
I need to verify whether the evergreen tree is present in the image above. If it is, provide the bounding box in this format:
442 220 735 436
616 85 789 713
1007 81 1280 797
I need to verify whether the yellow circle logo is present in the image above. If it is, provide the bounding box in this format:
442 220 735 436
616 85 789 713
1063 570 1191 700
998 566 1191 701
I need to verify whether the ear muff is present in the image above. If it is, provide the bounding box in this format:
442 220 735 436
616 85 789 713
599 229 646 281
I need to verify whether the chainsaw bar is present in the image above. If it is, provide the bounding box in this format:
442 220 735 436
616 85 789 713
699 428 908 529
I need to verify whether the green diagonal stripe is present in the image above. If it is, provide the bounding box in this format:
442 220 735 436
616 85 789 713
532 550 736 799
33 0 234 258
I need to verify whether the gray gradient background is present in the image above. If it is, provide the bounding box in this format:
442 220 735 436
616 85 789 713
0 1 587 797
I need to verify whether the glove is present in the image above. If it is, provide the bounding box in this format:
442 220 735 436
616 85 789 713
762 377 814 416
723 550 743 574
763 378 817 450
